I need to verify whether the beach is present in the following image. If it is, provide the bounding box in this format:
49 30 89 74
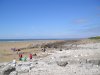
0 39 100 75
0 40 63 62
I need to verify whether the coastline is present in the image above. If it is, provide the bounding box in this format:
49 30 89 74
0 39 100 75
0 39 99 62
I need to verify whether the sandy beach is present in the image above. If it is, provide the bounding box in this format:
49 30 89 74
0 40 63 62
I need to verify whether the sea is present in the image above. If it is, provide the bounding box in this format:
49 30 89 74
0 39 53 42
0 38 83 42
0 39 37 42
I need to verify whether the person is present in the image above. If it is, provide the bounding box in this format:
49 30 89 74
29 53 32 59
12 59 16 66
19 53 23 61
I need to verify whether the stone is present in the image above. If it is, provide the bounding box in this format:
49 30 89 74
33 53 37 56
16 66 30 73
16 62 33 73
87 59 100 65
1 65 15 75
56 60 68 67
9 71 18 75
56 56 68 67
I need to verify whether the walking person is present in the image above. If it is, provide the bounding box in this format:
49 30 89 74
29 53 32 60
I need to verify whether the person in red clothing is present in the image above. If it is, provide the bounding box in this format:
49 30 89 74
29 53 32 59
19 53 23 61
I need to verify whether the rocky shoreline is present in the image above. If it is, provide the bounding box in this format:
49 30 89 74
0 39 100 75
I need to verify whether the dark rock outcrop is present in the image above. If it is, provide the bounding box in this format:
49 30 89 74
1 65 15 75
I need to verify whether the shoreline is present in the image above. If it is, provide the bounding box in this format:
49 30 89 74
0 39 100 75
0 39 100 62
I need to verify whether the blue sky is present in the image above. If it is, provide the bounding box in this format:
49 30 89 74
0 0 100 39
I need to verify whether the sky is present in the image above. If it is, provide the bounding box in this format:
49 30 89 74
0 0 100 39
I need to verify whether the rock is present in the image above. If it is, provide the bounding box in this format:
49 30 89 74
1 65 15 75
87 59 100 65
79 59 87 64
9 71 18 75
0 63 8 69
16 66 30 73
59 49 62 51
41 48 46 52
68 59 80 64
56 60 68 67
56 56 68 67
68 59 87 64
16 62 34 73
33 53 37 56
0 64 5 69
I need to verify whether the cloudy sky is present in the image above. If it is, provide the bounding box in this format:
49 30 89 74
0 0 100 39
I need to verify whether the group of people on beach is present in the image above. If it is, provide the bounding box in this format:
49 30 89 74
11 48 33 61
19 53 33 61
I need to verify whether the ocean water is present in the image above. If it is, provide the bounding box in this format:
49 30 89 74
0 39 39 42
0 39 59 42
0 38 83 42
